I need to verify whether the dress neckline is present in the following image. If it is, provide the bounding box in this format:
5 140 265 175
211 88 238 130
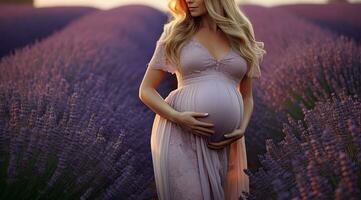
191 35 233 62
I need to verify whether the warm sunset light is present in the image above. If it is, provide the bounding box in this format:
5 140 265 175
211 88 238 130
34 0 361 11
2 0 361 198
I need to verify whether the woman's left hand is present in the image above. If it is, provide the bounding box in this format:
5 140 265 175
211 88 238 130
207 128 245 150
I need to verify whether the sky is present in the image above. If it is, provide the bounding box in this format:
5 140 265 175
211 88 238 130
34 0 360 11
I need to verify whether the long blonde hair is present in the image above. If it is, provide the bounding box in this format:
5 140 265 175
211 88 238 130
158 0 266 77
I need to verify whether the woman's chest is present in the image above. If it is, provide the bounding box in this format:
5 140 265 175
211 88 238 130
178 39 248 81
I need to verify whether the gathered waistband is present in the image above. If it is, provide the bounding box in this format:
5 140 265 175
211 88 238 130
179 73 238 88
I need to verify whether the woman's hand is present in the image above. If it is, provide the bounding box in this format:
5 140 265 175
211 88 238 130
174 111 215 138
207 128 245 150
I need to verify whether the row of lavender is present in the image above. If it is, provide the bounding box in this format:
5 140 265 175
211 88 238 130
0 5 176 200
244 93 361 200
240 5 339 167
239 6 361 200
0 4 98 58
278 3 361 44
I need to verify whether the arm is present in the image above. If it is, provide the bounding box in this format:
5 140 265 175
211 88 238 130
139 67 180 123
141 31 216 139
238 76 254 131
238 54 262 131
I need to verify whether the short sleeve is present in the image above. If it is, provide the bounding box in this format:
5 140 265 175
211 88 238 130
146 40 176 75
246 53 262 78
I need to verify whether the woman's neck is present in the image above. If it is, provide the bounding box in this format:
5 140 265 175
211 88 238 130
199 13 218 33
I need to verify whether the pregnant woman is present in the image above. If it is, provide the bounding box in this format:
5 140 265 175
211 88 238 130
139 0 265 199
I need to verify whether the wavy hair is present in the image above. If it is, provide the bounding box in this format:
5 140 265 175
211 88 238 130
158 0 266 77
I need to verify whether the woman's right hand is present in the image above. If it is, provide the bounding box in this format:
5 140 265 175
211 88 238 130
174 111 215 137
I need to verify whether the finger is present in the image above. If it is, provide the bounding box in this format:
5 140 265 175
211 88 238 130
209 141 228 147
223 133 234 138
208 138 230 147
224 131 238 138
224 132 244 139
192 112 209 118
194 131 212 137
209 137 236 146
194 120 214 128
209 137 233 145
207 143 223 150
193 130 211 137
193 126 215 135
192 132 206 138
186 126 212 137
207 143 219 149
208 146 220 150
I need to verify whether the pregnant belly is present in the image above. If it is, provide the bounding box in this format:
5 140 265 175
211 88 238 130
168 81 243 143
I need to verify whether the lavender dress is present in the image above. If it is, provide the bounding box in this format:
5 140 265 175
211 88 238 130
147 34 261 200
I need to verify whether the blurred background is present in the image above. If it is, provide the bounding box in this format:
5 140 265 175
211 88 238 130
0 0 360 200
1 0 361 9
33 0 361 9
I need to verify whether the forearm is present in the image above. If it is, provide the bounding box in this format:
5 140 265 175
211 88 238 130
239 96 254 131
139 88 180 123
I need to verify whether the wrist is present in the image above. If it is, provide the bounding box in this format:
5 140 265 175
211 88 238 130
238 126 246 132
169 110 181 123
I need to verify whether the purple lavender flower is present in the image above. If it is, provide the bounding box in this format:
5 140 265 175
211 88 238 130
0 5 171 199
245 93 361 199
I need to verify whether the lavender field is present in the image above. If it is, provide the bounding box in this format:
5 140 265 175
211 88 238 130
0 3 360 200
277 3 361 44
0 4 98 58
